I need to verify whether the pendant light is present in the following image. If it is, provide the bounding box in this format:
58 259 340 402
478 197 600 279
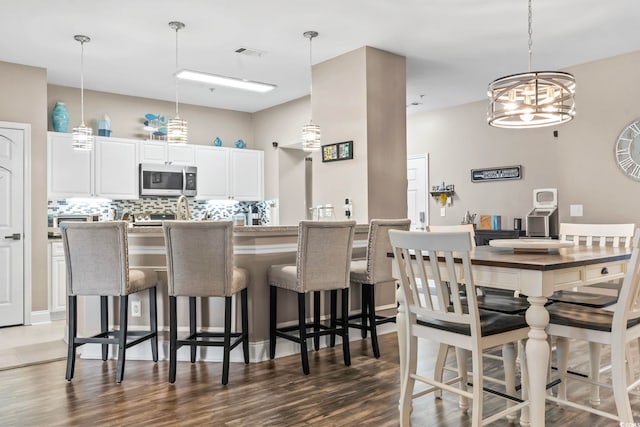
167 21 188 144
72 35 93 150
301 31 320 151
487 0 576 129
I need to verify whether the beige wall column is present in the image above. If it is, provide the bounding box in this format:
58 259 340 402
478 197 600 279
312 46 407 222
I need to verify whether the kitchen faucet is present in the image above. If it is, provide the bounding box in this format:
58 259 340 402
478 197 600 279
176 195 191 220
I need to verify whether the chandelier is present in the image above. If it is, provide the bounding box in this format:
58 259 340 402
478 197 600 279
72 35 93 150
301 31 321 151
167 21 188 144
487 0 576 129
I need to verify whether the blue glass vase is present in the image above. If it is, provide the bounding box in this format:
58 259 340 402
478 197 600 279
51 102 69 133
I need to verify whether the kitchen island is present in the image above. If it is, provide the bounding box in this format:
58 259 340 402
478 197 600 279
77 224 395 363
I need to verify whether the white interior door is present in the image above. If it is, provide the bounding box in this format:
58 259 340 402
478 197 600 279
0 127 24 327
407 154 428 231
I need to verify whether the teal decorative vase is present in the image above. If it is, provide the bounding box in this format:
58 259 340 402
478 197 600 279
51 102 69 133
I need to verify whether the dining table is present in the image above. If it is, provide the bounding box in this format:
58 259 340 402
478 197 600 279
392 243 632 427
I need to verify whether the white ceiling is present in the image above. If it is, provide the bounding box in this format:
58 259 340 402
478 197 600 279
3 0 639 114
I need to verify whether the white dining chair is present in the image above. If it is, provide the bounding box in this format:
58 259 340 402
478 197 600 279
390 230 529 426
545 228 640 423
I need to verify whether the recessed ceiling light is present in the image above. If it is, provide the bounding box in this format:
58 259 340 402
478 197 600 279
176 69 276 93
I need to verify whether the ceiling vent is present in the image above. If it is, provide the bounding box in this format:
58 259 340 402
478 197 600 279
234 47 266 57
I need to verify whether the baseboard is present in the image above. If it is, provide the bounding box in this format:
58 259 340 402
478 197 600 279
79 322 397 363
29 310 51 325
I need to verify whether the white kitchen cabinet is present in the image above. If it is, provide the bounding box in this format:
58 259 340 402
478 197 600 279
138 141 195 165
47 132 93 199
48 241 66 320
194 147 263 201
95 137 139 199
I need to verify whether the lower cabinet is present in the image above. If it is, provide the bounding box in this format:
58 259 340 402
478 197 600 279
48 242 66 320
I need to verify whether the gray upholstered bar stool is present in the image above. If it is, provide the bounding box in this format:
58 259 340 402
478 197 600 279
60 221 158 384
268 220 356 375
162 220 249 385
347 218 410 358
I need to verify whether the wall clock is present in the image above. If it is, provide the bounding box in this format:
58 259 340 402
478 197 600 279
615 119 640 181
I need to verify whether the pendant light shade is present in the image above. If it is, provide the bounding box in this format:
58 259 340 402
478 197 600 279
487 0 576 129
302 31 320 151
72 35 93 151
167 21 188 144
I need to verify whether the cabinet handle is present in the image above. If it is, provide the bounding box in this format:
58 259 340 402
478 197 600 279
4 233 21 241
601 267 609 275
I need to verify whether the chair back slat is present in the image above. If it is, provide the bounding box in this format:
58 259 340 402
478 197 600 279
559 223 635 248
614 229 640 324
390 230 479 332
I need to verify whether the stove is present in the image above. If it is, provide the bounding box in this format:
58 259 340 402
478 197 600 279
131 213 176 227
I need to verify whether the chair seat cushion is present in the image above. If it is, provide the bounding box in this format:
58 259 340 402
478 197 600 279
268 264 299 292
549 290 617 308
127 269 158 294
474 294 531 315
548 303 640 332
349 259 368 283
417 309 528 337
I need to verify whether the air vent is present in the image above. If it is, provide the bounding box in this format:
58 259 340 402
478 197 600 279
234 47 266 57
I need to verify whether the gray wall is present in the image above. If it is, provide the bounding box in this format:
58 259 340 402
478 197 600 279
408 50 640 228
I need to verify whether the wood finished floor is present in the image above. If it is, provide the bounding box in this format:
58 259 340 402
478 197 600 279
0 333 638 426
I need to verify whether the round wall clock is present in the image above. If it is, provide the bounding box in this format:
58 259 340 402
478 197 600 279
615 119 640 181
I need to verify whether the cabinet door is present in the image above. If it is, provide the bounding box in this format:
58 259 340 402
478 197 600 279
139 141 166 164
230 149 263 201
47 132 93 198
195 146 230 200
167 144 195 165
49 243 66 318
95 137 139 199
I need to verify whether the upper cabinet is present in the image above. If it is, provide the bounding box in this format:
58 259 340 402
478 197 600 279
194 146 229 200
139 141 195 165
230 149 263 201
48 133 138 200
195 146 263 201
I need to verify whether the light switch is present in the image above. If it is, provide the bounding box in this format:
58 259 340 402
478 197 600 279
569 204 583 217
440 207 446 217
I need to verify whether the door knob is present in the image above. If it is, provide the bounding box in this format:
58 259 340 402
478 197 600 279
4 233 21 240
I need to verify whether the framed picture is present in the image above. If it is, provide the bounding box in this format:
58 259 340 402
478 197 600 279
322 140 353 162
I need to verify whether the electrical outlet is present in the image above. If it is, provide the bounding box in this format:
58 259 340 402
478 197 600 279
131 300 141 317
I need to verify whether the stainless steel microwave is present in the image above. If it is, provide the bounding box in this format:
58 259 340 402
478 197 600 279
139 163 197 197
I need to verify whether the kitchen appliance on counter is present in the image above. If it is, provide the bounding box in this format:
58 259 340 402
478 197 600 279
526 188 558 238
48 214 100 237
139 163 197 197
131 213 176 227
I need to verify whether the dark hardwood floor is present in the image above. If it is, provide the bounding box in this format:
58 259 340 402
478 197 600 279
0 333 637 426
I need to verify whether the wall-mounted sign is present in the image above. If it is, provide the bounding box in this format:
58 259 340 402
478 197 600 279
322 140 353 162
471 165 522 182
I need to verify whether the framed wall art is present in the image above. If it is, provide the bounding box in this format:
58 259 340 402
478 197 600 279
322 140 353 162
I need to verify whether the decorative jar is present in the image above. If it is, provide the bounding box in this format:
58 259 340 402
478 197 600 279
51 102 69 133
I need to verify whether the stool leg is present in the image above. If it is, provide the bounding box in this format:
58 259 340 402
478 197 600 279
116 295 128 384
100 296 109 361
313 292 320 351
66 295 77 382
298 293 310 375
341 288 351 367
222 296 232 385
189 296 197 363
269 286 277 359
361 285 368 339
169 296 178 383
367 284 380 358
149 287 158 362
241 288 249 364
329 290 337 347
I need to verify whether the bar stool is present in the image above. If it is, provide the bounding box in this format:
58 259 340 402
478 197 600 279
162 220 249 385
347 218 410 358
60 221 158 383
268 220 356 375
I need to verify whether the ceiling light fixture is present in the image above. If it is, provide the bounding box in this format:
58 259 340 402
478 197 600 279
72 35 93 151
176 69 276 93
301 30 320 151
167 21 188 144
487 0 576 129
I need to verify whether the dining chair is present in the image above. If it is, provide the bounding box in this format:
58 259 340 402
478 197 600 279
549 222 635 406
268 220 356 375
61 221 158 383
163 220 249 385
390 230 529 426
545 228 640 423
346 218 411 358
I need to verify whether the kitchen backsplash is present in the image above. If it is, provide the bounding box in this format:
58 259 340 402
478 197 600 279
48 198 273 224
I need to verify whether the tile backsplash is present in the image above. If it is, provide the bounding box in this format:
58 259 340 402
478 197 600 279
48 197 274 225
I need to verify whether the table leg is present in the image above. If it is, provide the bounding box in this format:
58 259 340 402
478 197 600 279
525 296 550 427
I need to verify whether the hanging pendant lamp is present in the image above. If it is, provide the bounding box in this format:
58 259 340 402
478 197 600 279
301 31 321 151
72 35 93 150
167 21 188 144
487 0 576 129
